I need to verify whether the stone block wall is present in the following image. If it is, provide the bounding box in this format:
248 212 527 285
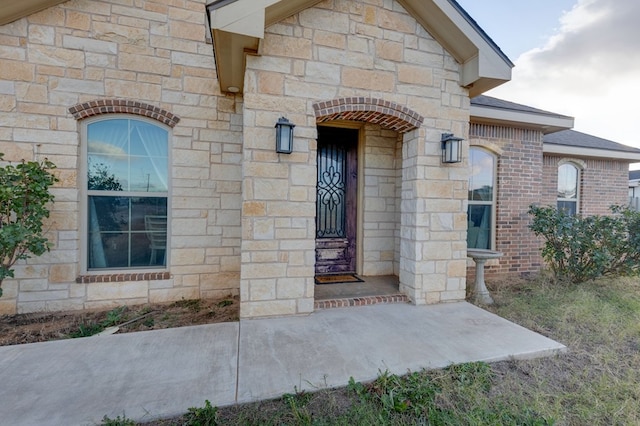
361 124 401 276
240 0 470 316
0 0 476 316
0 0 241 314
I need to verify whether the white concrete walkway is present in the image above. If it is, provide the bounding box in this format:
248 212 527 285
0 302 565 425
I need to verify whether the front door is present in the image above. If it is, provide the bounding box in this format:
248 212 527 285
315 126 358 275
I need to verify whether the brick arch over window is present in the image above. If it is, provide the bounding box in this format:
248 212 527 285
68 99 180 128
313 98 423 133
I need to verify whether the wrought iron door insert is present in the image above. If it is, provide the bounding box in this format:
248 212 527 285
315 126 357 275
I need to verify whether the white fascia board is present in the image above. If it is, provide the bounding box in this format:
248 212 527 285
209 0 280 38
458 35 511 89
544 144 640 162
398 0 512 94
432 0 512 86
471 104 574 133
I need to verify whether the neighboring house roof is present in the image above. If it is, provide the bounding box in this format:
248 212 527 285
470 95 574 134
206 0 514 96
543 130 640 162
0 0 67 26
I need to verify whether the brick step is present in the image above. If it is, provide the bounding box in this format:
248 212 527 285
314 294 409 310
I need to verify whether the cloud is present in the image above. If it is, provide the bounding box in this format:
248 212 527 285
489 0 640 147
88 140 127 157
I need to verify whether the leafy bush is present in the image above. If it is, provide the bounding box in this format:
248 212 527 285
528 205 640 283
0 154 57 297
183 400 218 426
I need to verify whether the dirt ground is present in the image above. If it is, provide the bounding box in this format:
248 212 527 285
0 295 239 347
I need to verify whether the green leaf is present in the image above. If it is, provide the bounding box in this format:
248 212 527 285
0 154 58 297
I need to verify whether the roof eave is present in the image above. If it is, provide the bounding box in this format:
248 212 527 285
210 29 259 94
399 0 513 97
0 0 68 26
544 144 640 162
470 104 574 135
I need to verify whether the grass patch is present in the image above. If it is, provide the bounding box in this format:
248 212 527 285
139 276 640 425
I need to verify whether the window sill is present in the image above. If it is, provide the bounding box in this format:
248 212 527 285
76 271 170 283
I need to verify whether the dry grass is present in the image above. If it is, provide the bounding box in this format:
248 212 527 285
135 275 640 425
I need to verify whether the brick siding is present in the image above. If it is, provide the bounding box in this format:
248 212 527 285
469 123 544 277
543 156 629 216
470 123 631 278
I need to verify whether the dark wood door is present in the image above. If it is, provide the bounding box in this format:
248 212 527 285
315 126 358 275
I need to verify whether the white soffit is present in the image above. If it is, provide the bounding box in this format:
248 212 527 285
0 0 68 26
543 144 640 162
209 0 279 38
470 104 575 135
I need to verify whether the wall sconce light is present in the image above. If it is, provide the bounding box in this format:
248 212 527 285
441 133 463 164
275 116 295 154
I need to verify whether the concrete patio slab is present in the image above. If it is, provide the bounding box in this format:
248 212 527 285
237 302 565 402
0 323 239 426
0 302 565 425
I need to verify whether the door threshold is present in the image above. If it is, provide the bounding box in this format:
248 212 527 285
314 275 406 310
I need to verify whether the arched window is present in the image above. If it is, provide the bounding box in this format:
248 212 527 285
468 147 496 250
83 116 169 270
558 163 579 215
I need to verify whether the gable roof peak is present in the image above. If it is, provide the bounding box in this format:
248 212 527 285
207 0 513 95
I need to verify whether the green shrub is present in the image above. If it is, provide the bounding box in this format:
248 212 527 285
183 400 218 426
528 205 640 283
0 154 57 297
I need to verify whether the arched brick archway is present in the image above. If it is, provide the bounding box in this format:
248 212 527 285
312 97 423 133
69 99 180 127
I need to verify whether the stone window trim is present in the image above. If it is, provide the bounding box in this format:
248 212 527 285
313 97 423 134
469 141 504 156
69 99 180 128
76 272 171 283
558 157 587 170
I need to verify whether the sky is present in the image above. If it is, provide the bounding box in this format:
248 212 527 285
456 0 640 153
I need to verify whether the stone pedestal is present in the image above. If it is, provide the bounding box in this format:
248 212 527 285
467 249 503 305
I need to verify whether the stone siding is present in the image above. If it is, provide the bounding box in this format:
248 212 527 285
0 0 241 314
361 124 400 276
240 0 469 316
0 0 473 317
